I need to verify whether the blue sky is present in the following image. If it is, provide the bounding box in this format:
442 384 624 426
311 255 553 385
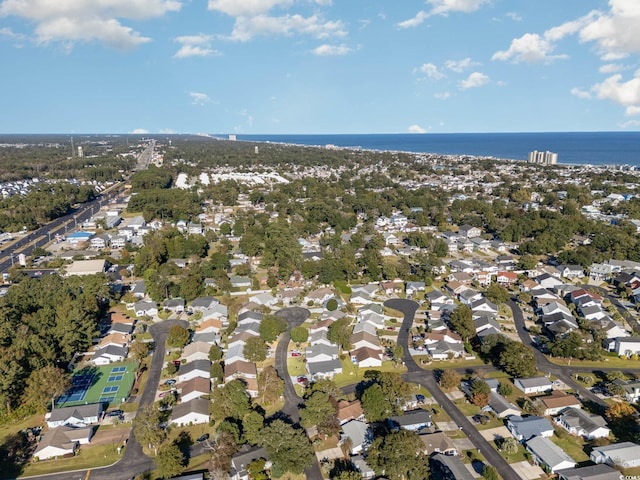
1 0 639 134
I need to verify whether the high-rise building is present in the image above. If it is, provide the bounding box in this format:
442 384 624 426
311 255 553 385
77 146 84 158
528 150 557 165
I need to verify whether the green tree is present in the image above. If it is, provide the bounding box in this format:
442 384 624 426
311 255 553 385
300 390 339 436
483 465 499 480
242 411 264 445
361 383 388 422
485 283 510 304
326 298 338 311
499 342 536 377
156 442 185 479
133 406 166 455
469 379 490 407
167 324 190 348
243 336 268 363
129 340 151 362
367 430 430 480
290 326 309 343
259 315 287 343
498 382 513 397
259 420 314 477
209 379 251 422
209 344 222 362
327 317 352 350
449 304 474 341
23 366 70 414
257 365 284 405
499 437 518 455
439 369 461 391
390 345 404 367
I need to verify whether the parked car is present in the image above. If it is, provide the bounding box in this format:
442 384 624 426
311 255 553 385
196 433 210 443
296 376 308 384
164 379 176 386
291 351 302 357
107 410 124 417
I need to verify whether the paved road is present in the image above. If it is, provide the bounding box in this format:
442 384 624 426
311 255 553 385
274 307 324 480
384 298 520 480
20 319 186 480
507 299 610 409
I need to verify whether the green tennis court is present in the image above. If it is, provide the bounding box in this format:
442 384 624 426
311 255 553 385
56 361 136 409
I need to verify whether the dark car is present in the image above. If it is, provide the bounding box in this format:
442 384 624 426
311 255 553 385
107 410 124 418
196 433 210 443
164 379 176 386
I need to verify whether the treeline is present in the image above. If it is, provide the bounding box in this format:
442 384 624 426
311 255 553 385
0 183 96 231
0 274 116 416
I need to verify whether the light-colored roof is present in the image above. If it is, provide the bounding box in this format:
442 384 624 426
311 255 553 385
526 436 576 469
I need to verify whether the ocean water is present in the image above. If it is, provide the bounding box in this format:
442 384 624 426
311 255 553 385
234 132 640 167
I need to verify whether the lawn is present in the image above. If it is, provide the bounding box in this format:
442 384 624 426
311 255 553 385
421 357 489 370
492 439 529 464
287 356 306 377
331 359 407 389
19 444 120 477
550 428 589 462
547 355 640 369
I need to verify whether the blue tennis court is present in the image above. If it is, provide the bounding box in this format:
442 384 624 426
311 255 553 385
58 385 88 403
72 373 94 386
102 386 119 394
107 374 124 382
111 366 126 373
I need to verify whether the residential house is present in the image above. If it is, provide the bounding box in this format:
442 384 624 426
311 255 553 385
559 265 585 279
496 271 518 285
406 281 426 296
304 287 335 305
306 343 339 363
535 273 564 290
350 455 375 479
229 445 269 480
425 289 452 305
470 298 499 317
306 359 343 380
613 337 640 357
485 392 521 419
340 420 371 455
539 390 582 416
419 432 459 456
590 442 640 469
181 341 212 363
351 347 383 368
180 376 211 403
249 292 277 307
526 436 577 473
229 276 251 289
458 224 481 239
196 318 224 335
387 409 432 432
130 280 146 299
170 398 210 426
428 340 465 360
430 454 475 480
133 300 158 317
459 289 483 306
47 404 103 428
34 426 94 460
177 359 211 383
90 234 110 250
514 377 554 395
351 331 381 351
190 296 219 312
612 379 640 402
163 298 185 313
555 408 610 440
337 400 364 425
507 415 554 442
556 464 623 480
92 345 128 365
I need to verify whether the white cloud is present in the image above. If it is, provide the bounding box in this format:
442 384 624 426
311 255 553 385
397 10 428 29
492 33 567 64
0 26 24 40
590 71 640 115
545 12 598 42
414 63 445 80
620 119 640 128
174 34 220 58
579 0 640 60
599 63 623 73
0 0 181 49
505 12 522 22
131 128 149 134
208 0 293 17
397 0 487 28
312 43 351 56
225 13 346 42
190 92 211 105
427 0 489 16
445 57 479 72
570 87 592 99
408 124 428 133
459 71 489 89
434 91 451 100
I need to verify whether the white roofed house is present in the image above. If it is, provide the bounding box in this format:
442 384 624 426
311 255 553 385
189 296 219 313
34 426 94 460
92 344 128 365
507 415 554 442
555 408 610 440
170 398 210 426
181 341 212 363
526 436 577 473
248 292 277 307
590 442 640 469
340 420 371 455
163 298 185 313
458 224 481 239
133 300 158 317
514 377 553 395
405 281 425 296
177 359 211 383
47 404 103 429
613 336 640 357
229 276 251 289
306 343 339 363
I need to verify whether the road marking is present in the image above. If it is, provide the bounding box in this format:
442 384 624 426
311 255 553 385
84 469 90 480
